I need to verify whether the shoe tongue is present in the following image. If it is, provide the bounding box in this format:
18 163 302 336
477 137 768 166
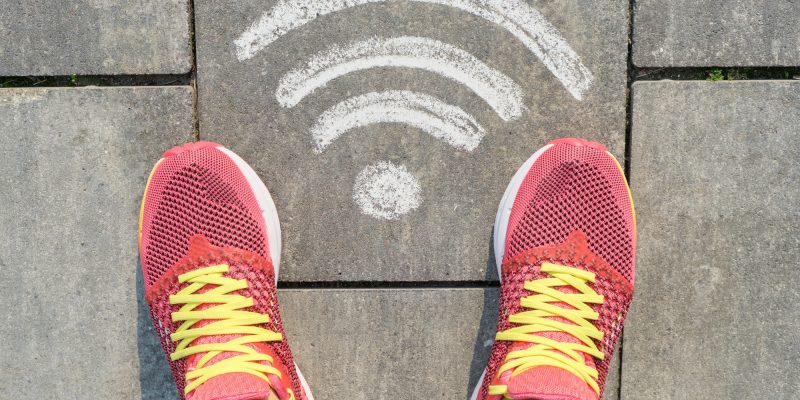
187 373 274 400
184 338 292 400
184 334 290 400
506 365 598 400
505 285 599 400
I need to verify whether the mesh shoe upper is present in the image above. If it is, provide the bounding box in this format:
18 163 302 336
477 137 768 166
480 139 636 400
505 140 635 283
138 142 306 400
139 141 270 288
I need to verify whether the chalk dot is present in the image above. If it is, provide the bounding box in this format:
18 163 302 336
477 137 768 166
353 161 422 220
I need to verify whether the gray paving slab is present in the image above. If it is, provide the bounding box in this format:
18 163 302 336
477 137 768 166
194 0 629 282
0 87 194 399
137 287 620 399
633 0 800 67
622 81 800 399
0 1 192 75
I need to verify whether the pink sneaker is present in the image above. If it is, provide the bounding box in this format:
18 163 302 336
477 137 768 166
472 138 636 400
138 141 313 400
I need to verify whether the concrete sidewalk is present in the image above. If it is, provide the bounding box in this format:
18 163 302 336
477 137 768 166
1 1 798 399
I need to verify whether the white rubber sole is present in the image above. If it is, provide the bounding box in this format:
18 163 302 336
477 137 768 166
218 146 315 400
469 369 487 400
217 147 283 278
491 144 553 282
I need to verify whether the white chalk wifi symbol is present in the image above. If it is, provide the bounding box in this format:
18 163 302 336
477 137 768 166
235 0 593 99
277 36 524 120
274 37 515 219
311 90 485 153
353 161 422 220
309 90 483 220
234 1 594 219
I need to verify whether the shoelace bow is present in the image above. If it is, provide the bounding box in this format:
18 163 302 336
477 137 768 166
490 262 605 397
169 264 294 399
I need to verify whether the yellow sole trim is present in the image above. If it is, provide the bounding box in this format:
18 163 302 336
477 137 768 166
609 154 637 240
138 158 164 250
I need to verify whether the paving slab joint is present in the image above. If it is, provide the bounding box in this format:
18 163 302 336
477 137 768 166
632 67 800 82
187 0 201 141
0 74 192 88
277 280 501 289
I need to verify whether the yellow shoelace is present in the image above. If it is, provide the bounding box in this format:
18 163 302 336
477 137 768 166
489 263 605 397
169 264 292 398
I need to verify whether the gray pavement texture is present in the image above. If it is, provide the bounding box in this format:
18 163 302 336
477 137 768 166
194 0 629 282
623 81 800 399
0 1 192 75
0 87 194 399
633 0 800 67
280 289 498 400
